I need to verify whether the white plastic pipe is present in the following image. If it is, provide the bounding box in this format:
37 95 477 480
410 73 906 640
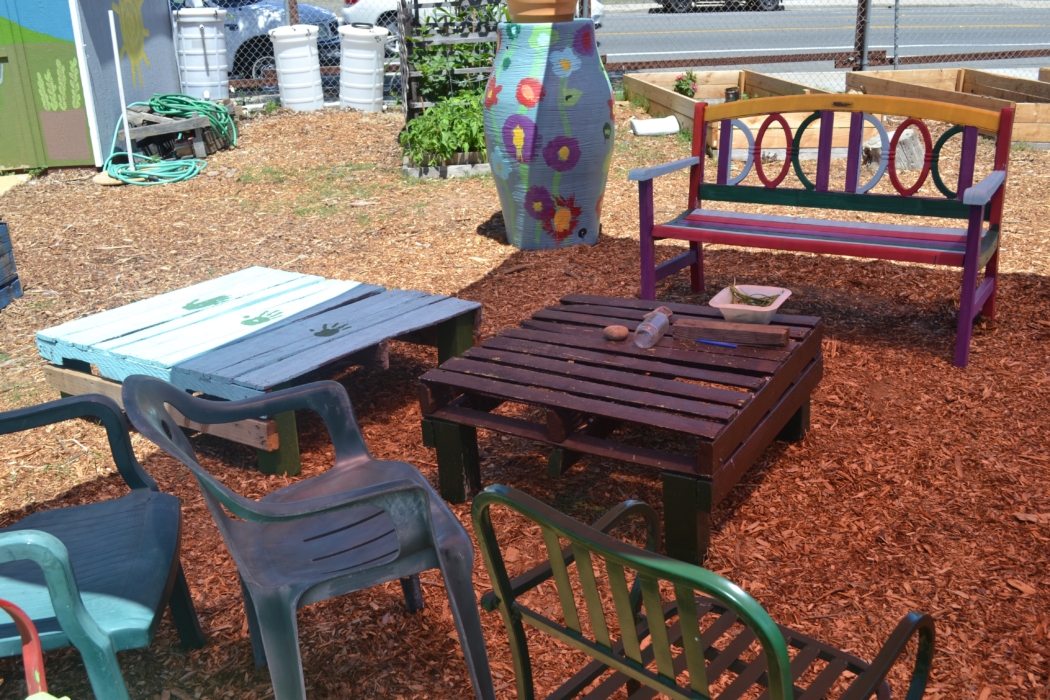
630 115 680 137
108 10 134 159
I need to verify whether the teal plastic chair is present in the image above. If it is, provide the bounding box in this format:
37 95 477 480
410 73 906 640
473 485 936 700
0 395 205 700
121 375 496 700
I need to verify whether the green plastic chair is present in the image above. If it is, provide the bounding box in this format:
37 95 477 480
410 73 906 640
0 395 205 700
121 375 496 700
473 485 936 700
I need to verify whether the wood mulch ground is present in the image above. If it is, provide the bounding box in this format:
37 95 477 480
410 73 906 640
0 103 1048 700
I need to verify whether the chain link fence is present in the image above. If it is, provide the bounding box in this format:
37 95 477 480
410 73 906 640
597 0 1050 92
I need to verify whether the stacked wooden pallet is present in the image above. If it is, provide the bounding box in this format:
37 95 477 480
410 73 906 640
117 105 229 159
0 222 21 311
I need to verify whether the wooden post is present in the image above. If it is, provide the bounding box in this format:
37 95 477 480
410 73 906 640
853 0 871 71
437 310 477 363
257 411 301 476
425 418 480 504
662 472 712 565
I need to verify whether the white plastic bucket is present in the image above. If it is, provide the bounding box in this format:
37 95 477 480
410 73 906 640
338 23 388 112
269 24 323 112
175 8 229 99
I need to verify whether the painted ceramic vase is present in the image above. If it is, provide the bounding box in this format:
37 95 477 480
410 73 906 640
483 20 615 250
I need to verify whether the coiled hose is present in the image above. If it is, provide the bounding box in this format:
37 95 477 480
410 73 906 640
103 94 238 186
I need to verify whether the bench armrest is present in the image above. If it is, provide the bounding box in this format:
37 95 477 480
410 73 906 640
628 156 700 182
962 170 1006 206
839 611 936 700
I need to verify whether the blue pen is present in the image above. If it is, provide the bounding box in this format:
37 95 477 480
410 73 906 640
696 339 738 349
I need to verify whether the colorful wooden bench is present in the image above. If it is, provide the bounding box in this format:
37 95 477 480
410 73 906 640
36 267 480 474
0 222 22 312
629 94 1015 368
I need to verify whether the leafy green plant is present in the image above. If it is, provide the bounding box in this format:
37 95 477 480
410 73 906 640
411 3 506 104
673 70 698 98
629 92 650 111
36 58 82 112
399 92 486 166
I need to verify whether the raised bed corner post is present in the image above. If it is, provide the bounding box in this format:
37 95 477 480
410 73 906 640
853 0 872 71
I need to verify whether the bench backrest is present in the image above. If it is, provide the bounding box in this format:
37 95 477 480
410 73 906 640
690 94 1014 222
473 485 796 700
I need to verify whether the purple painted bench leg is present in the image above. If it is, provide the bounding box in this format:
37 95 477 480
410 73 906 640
639 179 656 301
689 241 704 293
954 207 985 368
981 249 999 320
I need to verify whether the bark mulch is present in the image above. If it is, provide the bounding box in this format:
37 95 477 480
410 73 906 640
0 104 1048 700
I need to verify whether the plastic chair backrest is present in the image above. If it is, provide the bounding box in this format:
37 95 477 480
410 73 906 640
472 485 794 700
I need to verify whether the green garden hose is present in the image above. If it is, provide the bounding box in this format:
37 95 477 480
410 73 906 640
103 94 238 186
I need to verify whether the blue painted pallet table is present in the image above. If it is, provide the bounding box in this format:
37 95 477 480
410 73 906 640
0 223 22 312
37 267 481 474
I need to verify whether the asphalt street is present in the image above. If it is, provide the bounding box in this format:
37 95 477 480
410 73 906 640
596 4 1050 72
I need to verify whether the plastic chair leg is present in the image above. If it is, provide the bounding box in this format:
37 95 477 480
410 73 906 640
252 590 307 700
400 575 424 613
437 537 496 700
79 638 132 700
168 564 206 649
240 578 268 668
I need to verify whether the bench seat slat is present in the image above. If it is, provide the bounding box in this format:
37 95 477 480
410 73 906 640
655 208 984 267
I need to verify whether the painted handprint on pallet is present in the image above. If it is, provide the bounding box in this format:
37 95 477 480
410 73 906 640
311 322 350 337
241 310 283 326
183 295 230 310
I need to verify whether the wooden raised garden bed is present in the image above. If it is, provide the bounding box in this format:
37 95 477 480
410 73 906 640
846 69 1050 147
623 69 872 156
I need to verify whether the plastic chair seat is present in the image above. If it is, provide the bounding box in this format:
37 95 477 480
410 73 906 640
0 490 182 654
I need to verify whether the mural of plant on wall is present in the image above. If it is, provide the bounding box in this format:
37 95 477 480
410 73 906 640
36 58 83 111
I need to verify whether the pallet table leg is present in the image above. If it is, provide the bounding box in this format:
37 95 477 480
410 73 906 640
547 448 583 478
257 411 301 476
423 418 480 504
436 311 476 363
775 399 810 443
662 472 712 565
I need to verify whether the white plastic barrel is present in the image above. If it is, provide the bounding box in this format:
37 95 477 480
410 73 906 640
174 8 229 99
269 25 323 112
338 23 389 112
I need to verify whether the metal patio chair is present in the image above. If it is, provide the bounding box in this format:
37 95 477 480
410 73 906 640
0 395 205 700
121 375 495 700
473 484 936 700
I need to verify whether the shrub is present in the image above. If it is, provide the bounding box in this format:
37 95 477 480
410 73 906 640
673 70 698 98
399 92 486 166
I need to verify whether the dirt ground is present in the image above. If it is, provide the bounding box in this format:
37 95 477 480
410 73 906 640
0 103 1048 700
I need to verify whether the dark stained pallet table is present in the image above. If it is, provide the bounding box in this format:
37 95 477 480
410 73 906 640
37 267 480 475
418 294 823 564
0 222 22 312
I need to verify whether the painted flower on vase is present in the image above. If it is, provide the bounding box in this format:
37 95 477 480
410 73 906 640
524 186 555 221
542 136 581 172
550 47 580 78
544 194 582 241
528 26 554 49
562 88 583 106
607 98 615 121
516 78 545 108
573 25 595 55
484 78 502 109
505 24 521 40
502 115 538 163
603 122 612 140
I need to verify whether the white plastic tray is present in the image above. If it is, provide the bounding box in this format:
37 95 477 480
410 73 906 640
709 284 791 324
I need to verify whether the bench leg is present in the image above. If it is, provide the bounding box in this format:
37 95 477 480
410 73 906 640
437 310 477 363
547 447 582 478
662 472 712 565
955 209 984 368
424 418 480 504
775 399 810 443
639 179 656 301
257 411 301 476
981 248 999 320
689 241 704 293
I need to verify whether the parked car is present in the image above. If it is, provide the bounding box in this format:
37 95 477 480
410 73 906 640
171 0 342 79
661 0 779 12
341 0 604 56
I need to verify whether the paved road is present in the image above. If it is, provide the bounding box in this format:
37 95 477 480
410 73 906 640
597 4 1050 73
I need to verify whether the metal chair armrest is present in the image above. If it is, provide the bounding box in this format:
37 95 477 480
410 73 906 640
839 612 936 700
0 394 155 491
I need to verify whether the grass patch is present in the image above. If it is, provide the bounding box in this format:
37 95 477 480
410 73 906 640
238 165 287 184
629 93 650 111
1012 141 1035 152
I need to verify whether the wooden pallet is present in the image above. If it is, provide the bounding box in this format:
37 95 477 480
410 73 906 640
419 294 822 564
37 267 480 474
0 222 21 312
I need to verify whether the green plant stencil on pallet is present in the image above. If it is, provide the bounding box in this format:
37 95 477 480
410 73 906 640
36 58 82 112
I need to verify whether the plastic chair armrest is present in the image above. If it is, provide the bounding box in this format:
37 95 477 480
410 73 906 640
0 395 155 491
628 156 700 182
962 170 1006 206
839 611 936 700
0 531 113 655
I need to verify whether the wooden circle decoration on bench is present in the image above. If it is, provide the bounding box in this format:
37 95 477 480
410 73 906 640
789 110 822 191
888 117 933 196
930 124 966 199
754 113 793 188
